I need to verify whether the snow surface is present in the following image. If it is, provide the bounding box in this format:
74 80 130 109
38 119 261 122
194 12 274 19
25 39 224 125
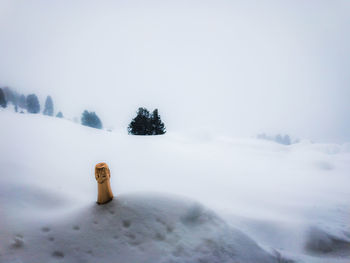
1 111 350 262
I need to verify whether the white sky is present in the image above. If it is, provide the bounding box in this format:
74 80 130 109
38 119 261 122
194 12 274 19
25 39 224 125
0 0 349 142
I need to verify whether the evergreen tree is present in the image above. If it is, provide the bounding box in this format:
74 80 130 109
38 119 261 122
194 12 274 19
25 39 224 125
26 94 40 113
128 107 152 135
18 94 26 109
128 107 166 135
282 135 291 145
3 87 19 107
43 96 54 116
3 87 14 105
275 134 283 144
56 111 63 118
150 109 166 135
274 134 291 145
0 88 7 108
81 110 103 129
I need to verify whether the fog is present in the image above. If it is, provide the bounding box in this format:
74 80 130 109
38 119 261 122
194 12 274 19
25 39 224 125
0 0 349 142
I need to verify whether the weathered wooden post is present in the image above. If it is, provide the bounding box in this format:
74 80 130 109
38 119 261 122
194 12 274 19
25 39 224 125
95 162 114 204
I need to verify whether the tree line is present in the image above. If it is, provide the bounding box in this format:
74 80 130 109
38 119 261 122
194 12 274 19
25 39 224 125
257 133 296 145
0 87 166 135
0 87 62 117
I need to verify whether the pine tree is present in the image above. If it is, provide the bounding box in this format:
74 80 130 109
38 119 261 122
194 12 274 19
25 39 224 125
150 109 166 135
26 94 40 113
282 135 291 145
3 87 19 107
3 87 14 105
274 134 291 145
56 112 63 118
43 96 54 116
128 107 152 135
0 88 7 108
128 107 166 135
81 110 103 129
18 94 26 109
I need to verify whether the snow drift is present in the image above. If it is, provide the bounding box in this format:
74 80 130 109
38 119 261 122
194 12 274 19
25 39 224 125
0 111 350 262
1 193 280 263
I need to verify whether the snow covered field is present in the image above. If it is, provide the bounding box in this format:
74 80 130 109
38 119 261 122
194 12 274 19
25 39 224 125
1 111 350 262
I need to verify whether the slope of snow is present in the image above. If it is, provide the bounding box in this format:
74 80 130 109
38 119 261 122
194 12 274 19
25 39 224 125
1 193 278 263
1 111 350 262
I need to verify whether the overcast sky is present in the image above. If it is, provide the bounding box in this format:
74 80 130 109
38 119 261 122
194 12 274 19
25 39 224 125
0 0 349 142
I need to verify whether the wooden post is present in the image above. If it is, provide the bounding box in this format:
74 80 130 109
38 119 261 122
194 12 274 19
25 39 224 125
95 162 114 204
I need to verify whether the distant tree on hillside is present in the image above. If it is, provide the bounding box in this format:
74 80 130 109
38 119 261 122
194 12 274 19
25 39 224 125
150 109 166 135
43 96 54 116
275 134 291 145
0 88 7 108
56 111 63 118
26 94 40 113
128 107 166 135
3 87 15 105
3 87 20 107
128 107 151 135
257 133 292 145
18 94 26 109
81 110 103 129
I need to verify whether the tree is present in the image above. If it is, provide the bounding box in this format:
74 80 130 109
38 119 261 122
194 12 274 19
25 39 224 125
3 87 15 105
128 107 166 135
56 112 63 118
282 135 291 145
26 94 40 113
150 109 166 135
128 107 152 135
3 87 19 107
43 96 54 116
81 110 103 129
18 94 26 109
275 134 291 145
0 88 7 108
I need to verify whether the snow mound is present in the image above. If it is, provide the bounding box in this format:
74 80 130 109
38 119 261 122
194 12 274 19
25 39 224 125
1 193 280 263
1 111 350 262
305 227 350 257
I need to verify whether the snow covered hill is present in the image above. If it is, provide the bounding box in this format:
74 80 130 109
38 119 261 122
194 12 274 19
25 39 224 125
1 111 350 262
1 193 280 263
